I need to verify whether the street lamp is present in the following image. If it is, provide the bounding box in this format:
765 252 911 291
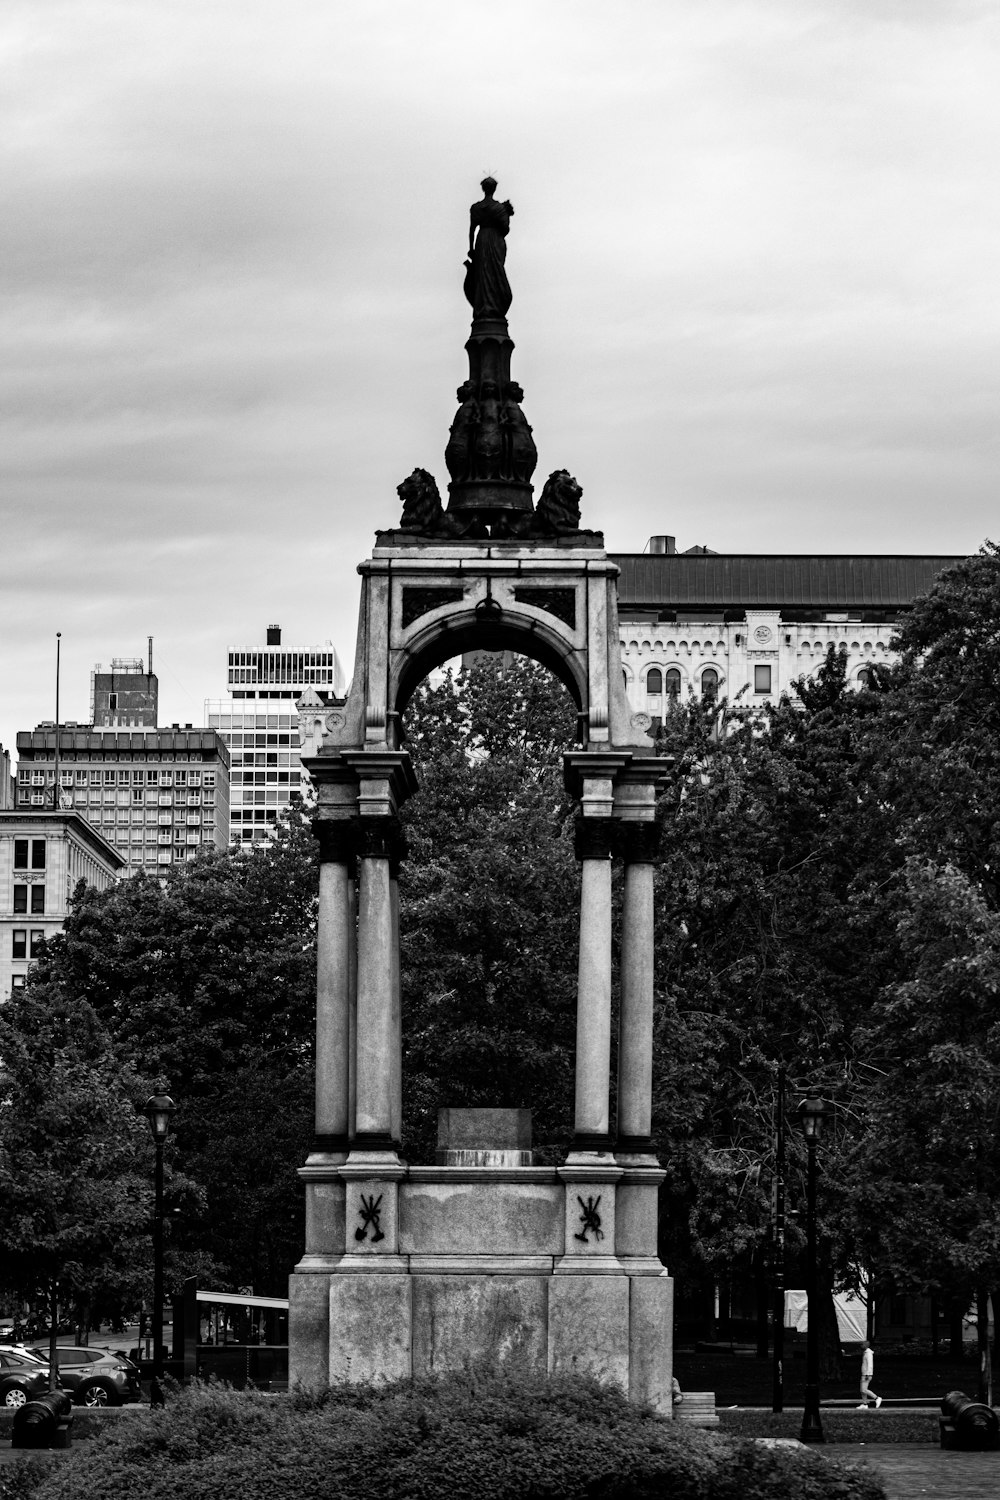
798 1096 827 1444
143 1089 176 1382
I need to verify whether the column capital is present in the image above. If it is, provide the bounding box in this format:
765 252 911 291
314 818 358 866
356 816 408 869
574 815 617 862
619 821 661 866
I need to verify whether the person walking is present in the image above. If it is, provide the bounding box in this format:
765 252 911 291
858 1340 882 1408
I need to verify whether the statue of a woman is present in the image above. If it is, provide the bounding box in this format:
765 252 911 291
463 176 514 321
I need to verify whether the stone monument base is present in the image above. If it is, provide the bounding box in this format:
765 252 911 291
289 1160 674 1413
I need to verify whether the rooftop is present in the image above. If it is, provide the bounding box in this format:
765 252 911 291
611 553 962 611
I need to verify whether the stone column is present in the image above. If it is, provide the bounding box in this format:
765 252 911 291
352 817 402 1154
312 820 357 1157
572 816 617 1154
617 821 659 1156
389 831 407 1147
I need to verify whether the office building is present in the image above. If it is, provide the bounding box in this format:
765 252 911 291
15 725 230 879
1 809 124 1000
205 624 345 844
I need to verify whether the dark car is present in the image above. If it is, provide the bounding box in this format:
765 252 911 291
28 1347 141 1407
0 1349 54 1408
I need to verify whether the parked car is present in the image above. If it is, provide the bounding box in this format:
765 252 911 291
0 1349 56 1408
28 1347 141 1407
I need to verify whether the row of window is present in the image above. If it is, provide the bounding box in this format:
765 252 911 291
230 771 294 786
20 769 212 788
13 839 46 871
230 752 298 766
643 667 721 698
12 885 45 914
207 715 298 730
11 930 44 960
222 733 298 748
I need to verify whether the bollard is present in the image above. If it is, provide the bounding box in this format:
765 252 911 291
11 1390 74 1450
939 1390 1000 1451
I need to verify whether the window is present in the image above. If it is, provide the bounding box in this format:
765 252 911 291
665 669 681 697
13 886 28 913
13 840 29 870
754 665 772 694
645 669 662 695
104 771 117 785
30 793 45 807
701 668 719 702
11 975 25 993
31 840 46 870
29 930 44 958
30 886 45 915
12 930 26 960
108 693 118 711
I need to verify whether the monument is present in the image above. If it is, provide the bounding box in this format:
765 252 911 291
289 180 675 1410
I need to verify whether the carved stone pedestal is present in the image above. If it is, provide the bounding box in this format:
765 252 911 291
289 1162 673 1409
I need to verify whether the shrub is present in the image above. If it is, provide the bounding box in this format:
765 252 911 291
15 1370 885 1500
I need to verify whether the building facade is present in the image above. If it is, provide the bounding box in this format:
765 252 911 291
205 624 345 845
14 727 230 879
0 810 124 1000
613 539 960 719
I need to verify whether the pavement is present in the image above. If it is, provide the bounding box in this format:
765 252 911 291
843 1444 1000 1499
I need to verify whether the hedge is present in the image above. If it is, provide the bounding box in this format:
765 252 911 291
7 1370 886 1500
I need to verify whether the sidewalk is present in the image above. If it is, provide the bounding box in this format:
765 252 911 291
843 1444 1000 1499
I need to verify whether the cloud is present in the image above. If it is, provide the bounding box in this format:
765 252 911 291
1 0 998 750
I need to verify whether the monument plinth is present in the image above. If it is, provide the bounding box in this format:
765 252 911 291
289 180 675 1410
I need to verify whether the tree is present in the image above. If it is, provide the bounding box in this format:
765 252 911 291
399 657 581 1162
24 810 320 1296
0 984 154 1364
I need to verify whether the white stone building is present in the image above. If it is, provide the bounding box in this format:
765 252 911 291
612 539 960 720
0 810 123 1001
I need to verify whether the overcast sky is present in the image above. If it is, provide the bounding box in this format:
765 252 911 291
2 0 997 753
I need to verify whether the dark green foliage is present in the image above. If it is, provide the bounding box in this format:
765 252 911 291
0 984 156 1334
399 658 581 1162
17 1372 885 1500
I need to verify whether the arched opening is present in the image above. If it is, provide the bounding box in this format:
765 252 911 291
395 649 581 1162
701 667 720 702
665 668 681 698
392 613 586 741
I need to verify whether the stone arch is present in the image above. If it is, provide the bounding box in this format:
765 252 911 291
391 608 586 731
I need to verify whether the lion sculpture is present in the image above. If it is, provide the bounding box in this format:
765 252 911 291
533 470 583 535
397 468 444 532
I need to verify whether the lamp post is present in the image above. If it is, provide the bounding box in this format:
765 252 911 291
143 1089 176 1382
799 1096 826 1444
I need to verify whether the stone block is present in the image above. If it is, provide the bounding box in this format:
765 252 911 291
548 1274 629 1391
345 1177 398 1254
288 1271 331 1390
563 1183 616 1257
304 1179 346 1257
615 1177 660 1260
411 1275 547 1377
437 1108 532 1154
629 1273 674 1413
329 1273 412 1384
400 1179 563 1257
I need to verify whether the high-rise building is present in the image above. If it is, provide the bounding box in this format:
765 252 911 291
15 726 230 879
1 809 124 1000
205 624 345 845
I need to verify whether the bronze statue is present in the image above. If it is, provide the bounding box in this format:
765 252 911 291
534 470 583 535
397 468 444 532
464 176 514 321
